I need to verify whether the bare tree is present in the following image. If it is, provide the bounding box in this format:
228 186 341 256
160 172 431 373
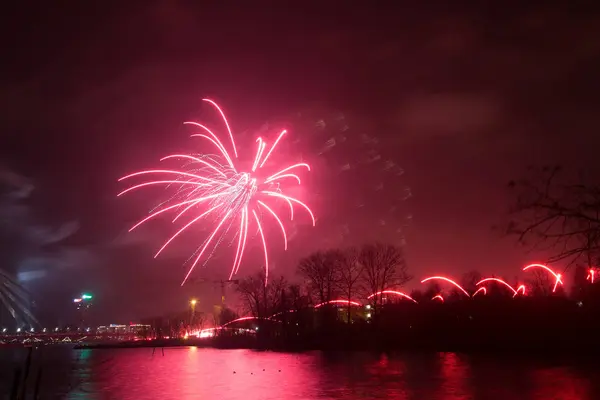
218 308 237 326
236 271 287 318
287 283 311 312
423 282 442 301
460 270 482 294
297 250 341 305
505 166 600 267
336 246 364 323
359 242 412 310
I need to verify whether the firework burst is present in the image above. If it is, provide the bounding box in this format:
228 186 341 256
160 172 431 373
119 99 315 285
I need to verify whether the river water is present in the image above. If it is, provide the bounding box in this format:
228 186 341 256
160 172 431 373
1 346 598 399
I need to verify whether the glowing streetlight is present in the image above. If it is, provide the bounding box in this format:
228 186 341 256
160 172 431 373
189 299 198 326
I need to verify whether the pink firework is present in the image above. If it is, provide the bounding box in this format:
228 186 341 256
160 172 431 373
118 99 315 285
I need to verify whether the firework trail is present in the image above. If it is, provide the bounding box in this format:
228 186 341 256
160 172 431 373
119 99 315 285
288 110 411 248
523 263 563 292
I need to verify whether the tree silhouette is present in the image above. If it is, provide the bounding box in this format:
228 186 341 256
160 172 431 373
336 246 363 323
461 270 482 294
297 250 340 305
359 242 412 311
236 271 287 318
506 166 600 267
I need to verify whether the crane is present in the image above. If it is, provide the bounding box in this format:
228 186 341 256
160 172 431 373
189 278 239 307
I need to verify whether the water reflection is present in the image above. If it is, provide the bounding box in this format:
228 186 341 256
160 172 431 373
529 367 591 400
1 347 599 399
438 352 470 400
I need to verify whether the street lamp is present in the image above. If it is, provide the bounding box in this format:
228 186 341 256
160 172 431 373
189 299 198 327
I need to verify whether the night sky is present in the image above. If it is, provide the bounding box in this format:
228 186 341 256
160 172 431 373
1 2 599 323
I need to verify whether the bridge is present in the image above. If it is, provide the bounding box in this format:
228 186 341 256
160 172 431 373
0 332 144 346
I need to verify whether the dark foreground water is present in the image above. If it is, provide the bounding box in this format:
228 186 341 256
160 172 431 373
2 346 600 399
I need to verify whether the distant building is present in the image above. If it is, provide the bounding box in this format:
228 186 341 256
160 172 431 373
73 294 93 327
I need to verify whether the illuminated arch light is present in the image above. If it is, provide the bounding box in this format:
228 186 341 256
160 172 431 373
523 263 563 292
267 309 297 319
476 278 519 297
472 287 486 297
431 295 444 302
421 276 470 297
586 268 598 284
220 316 261 327
367 290 418 304
515 285 526 296
313 299 362 308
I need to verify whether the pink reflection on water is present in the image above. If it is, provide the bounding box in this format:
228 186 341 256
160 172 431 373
529 367 591 400
438 352 470 399
89 347 322 400
59 348 600 399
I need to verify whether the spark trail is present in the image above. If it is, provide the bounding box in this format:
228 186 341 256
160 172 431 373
119 99 315 285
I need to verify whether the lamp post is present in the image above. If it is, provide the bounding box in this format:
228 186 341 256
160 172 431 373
190 299 197 325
